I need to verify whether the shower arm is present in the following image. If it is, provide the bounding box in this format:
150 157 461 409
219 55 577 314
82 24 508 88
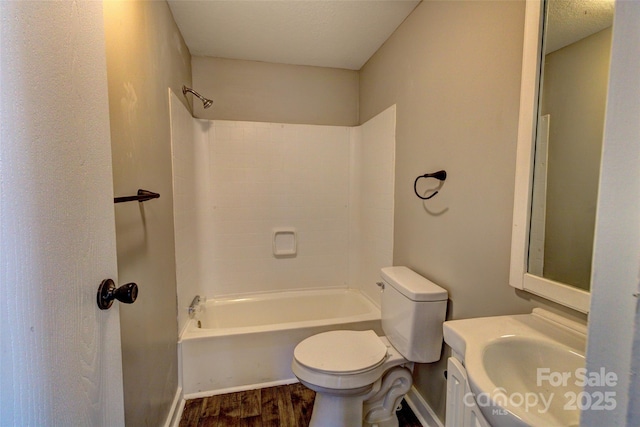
182 86 213 109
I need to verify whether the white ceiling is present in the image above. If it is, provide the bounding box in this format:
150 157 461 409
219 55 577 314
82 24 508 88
546 0 614 53
167 0 420 71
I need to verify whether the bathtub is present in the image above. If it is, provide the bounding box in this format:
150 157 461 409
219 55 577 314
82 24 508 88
179 288 382 398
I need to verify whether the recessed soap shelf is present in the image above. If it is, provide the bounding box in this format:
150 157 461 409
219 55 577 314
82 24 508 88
273 228 297 257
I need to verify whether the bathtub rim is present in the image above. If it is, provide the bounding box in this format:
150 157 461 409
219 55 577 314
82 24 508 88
179 287 381 343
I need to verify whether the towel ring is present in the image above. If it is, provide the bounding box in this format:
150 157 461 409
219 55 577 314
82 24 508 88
414 170 447 200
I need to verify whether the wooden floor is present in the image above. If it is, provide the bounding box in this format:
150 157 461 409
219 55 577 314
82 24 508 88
179 383 422 427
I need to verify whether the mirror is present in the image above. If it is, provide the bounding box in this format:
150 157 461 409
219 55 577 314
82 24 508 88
510 0 614 313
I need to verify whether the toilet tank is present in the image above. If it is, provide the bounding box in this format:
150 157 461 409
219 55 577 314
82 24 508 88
380 267 448 363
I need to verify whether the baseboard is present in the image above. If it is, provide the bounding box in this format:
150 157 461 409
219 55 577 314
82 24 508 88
164 386 184 427
405 386 444 427
183 377 299 400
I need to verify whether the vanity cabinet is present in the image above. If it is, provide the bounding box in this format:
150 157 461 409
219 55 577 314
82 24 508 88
445 357 491 427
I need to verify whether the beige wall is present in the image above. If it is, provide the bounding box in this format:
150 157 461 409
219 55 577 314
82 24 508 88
192 56 359 125
103 1 191 425
359 0 534 421
541 28 612 290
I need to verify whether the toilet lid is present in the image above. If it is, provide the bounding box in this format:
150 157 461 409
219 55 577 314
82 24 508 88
294 330 388 374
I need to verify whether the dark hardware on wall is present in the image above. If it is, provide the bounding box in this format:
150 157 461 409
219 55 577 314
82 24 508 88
414 170 447 200
97 279 138 310
114 189 160 204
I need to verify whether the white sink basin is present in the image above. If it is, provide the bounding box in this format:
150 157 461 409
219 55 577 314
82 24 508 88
473 337 585 426
444 309 587 427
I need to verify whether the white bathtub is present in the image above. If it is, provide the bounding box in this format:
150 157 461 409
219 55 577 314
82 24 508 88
179 288 382 398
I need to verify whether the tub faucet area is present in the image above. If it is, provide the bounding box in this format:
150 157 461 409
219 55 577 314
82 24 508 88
188 295 202 318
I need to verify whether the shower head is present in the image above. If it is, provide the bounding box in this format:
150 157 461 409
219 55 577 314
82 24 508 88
182 85 213 109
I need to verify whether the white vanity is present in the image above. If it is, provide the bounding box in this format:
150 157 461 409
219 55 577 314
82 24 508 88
443 309 587 427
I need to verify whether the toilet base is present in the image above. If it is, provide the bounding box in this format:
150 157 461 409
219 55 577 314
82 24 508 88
303 366 413 427
363 366 413 427
306 382 378 427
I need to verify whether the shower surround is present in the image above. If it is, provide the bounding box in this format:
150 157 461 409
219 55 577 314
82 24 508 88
169 91 396 336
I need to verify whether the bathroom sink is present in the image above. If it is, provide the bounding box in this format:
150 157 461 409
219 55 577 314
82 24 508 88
470 337 585 426
444 309 587 427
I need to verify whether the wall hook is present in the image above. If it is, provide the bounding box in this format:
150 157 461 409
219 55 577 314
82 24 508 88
114 189 160 204
414 170 447 200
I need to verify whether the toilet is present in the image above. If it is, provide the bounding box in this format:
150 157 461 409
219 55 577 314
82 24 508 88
291 266 448 427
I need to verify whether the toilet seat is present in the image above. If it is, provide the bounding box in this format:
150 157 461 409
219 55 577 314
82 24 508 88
294 330 388 375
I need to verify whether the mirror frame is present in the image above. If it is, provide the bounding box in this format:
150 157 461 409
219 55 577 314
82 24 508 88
509 0 590 313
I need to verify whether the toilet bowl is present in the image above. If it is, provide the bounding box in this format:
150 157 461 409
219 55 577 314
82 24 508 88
292 331 411 427
291 267 448 427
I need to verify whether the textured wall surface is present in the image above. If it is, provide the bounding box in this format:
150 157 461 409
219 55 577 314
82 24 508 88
103 1 191 425
359 0 534 422
0 1 124 425
192 56 359 126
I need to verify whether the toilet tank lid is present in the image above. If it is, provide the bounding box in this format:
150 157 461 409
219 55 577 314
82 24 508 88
381 266 448 302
